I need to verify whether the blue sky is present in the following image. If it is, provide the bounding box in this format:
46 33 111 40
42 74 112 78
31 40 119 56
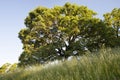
0 0 120 67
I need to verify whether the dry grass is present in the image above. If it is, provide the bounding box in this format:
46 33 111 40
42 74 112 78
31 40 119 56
0 48 120 80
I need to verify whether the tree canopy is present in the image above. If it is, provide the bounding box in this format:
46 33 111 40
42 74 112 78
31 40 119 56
18 3 120 66
104 8 120 46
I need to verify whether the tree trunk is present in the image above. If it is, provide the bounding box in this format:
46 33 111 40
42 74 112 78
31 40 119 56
116 26 119 38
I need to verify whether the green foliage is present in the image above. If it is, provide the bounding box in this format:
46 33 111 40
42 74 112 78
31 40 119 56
104 8 120 38
18 3 119 66
8 63 17 72
1 48 120 80
0 63 18 74
103 8 120 47
0 63 11 74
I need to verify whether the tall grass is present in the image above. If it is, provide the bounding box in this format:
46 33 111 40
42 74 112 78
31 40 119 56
0 48 120 80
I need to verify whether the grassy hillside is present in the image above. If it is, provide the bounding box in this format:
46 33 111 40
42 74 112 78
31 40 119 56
0 48 120 80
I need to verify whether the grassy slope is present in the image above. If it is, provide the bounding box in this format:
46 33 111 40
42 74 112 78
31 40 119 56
0 48 120 80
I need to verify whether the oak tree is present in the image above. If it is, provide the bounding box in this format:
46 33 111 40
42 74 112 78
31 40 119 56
18 3 116 66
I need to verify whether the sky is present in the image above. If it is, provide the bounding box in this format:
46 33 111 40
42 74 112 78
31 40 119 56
0 0 120 67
